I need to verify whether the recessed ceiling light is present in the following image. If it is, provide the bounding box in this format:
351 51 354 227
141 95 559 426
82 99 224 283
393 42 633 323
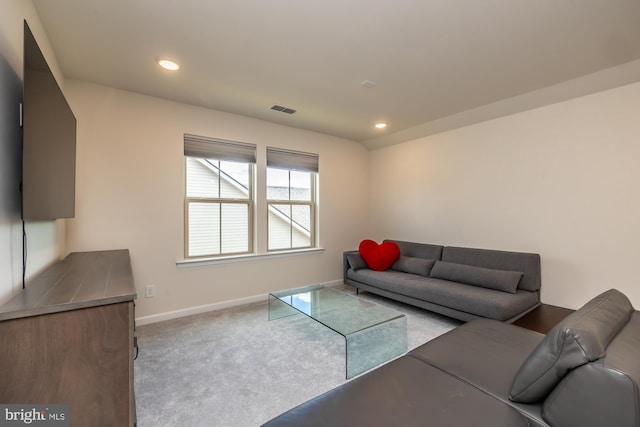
375 123 387 129
157 57 180 71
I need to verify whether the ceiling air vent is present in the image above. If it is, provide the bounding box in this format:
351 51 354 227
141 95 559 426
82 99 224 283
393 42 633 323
271 105 297 115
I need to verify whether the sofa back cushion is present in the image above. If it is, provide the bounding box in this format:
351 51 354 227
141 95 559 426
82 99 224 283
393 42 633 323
346 253 368 271
391 256 436 277
441 246 541 292
509 289 634 403
385 240 443 260
430 261 522 293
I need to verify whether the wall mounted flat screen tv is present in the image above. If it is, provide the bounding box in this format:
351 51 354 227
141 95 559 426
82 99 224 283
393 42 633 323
22 21 76 221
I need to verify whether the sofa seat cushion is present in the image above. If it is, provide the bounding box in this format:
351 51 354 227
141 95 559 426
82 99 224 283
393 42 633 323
262 355 530 427
347 269 539 321
409 319 546 426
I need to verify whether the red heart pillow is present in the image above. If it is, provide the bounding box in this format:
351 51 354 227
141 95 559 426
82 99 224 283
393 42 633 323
358 240 400 271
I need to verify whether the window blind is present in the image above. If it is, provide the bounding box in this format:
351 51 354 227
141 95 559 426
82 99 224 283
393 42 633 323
266 147 319 172
184 134 256 163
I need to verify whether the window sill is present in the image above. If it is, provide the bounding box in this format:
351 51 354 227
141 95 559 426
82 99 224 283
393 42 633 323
176 247 325 268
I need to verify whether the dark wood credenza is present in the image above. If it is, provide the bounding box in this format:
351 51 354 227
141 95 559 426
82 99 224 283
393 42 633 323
0 250 137 426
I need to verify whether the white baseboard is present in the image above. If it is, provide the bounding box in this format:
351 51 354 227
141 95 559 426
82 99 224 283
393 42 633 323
135 279 343 326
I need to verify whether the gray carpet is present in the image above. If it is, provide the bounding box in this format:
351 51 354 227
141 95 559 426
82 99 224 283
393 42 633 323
134 286 461 426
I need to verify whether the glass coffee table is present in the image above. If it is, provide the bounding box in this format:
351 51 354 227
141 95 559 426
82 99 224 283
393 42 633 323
269 284 407 378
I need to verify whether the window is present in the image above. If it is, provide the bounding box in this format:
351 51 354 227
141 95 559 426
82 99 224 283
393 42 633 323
266 147 318 251
184 135 256 258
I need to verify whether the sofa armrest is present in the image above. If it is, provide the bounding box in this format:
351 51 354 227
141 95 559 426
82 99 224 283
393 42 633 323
343 250 359 282
542 310 640 427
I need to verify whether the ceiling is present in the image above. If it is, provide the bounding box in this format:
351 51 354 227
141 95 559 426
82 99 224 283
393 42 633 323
32 0 640 149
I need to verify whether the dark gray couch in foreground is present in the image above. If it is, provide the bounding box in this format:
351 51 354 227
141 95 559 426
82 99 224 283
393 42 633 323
263 289 640 427
344 240 541 322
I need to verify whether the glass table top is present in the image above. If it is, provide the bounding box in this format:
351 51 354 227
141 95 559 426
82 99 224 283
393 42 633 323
269 284 404 337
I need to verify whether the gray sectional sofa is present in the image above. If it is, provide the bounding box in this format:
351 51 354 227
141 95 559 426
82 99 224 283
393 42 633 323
344 240 541 322
263 289 640 427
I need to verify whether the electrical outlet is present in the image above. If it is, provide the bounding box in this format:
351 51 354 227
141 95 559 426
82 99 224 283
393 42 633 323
145 285 156 298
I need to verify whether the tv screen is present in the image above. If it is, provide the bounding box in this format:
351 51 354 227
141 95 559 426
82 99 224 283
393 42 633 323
22 21 76 221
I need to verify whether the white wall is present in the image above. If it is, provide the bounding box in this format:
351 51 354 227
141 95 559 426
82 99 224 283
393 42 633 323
18 0 635 316
0 0 66 304
369 82 640 309
64 80 370 319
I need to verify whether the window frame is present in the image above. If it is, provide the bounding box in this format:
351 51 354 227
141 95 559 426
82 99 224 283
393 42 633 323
182 139 320 260
266 167 317 252
183 136 256 259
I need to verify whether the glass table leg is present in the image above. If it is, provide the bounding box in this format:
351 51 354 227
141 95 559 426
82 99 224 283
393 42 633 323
345 315 407 378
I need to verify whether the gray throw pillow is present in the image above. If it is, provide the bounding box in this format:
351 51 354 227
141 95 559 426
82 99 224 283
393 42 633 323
391 256 435 277
429 261 523 293
346 253 368 271
509 289 634 403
